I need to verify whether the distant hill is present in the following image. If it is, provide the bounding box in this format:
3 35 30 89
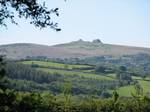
0 39 150 59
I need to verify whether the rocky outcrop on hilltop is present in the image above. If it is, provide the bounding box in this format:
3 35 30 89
92 39 103 44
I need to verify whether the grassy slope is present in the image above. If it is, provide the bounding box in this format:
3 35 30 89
107 74 116 79
21 61 114 81
139 80 150 93
116 80 150 96
114 76 150 96
116 86 136 97
108 76 150 96
132 76 150 93
22 61 91 69
37 68 113 81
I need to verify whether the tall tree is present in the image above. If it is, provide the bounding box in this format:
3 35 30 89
0 56 6 91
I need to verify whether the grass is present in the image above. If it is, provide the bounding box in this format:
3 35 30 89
132 76 150 81
109 85 136 97
132 76 150 93
22 60 114 81
107 74 116 79
116 85 136 97
112 80 150 96
22 61 91 69
132 76 142 80
37 68 114 81
139 80 150 93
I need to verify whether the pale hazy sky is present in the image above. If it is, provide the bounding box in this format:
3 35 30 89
0 0 150 47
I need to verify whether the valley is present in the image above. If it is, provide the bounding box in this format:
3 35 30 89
4 59 150 97
1 41 150 111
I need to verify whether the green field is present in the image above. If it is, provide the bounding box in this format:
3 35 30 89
21 60 115 81
107 73 116 79
132 76 150 81
22 61 91 69
112 80 150 96
37 68 114 81
107 76 150 96
116 85 136 97
22 60 114 80
139 80 150 93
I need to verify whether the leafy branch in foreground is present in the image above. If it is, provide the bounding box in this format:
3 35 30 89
0 0 61 31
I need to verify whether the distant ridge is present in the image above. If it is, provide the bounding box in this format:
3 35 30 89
0 39 150 59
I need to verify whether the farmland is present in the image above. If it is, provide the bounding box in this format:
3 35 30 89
19 60 150 97
22 61 114 80
22 60 91 69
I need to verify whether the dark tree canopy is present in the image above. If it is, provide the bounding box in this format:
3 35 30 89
0 0 61 31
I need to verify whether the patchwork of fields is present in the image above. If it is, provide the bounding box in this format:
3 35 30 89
22 61 113 80
21 60 150 97
22 61 91 69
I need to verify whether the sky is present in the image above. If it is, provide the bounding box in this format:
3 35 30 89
0 0 150 48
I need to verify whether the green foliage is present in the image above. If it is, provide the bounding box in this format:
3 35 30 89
95 65 106 73
119 66 127 72
0 56 6 90
0 90 150 112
